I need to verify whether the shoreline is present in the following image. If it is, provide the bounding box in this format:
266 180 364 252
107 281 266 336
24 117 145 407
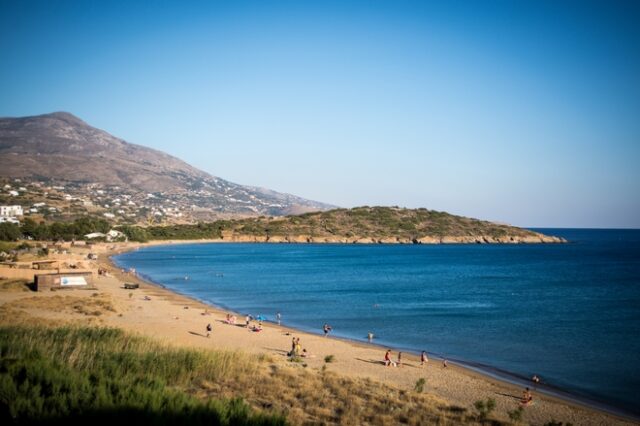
106 240 637 425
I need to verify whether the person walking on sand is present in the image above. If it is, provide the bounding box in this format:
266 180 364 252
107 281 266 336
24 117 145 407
245 314 251 328
397 351 403 367
443 359 448 368
276 312 281 325
206 323 212 338
384 349 396 367
421 351 428 366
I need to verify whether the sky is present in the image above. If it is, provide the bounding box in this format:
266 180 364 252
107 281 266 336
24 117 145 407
1 0 639 228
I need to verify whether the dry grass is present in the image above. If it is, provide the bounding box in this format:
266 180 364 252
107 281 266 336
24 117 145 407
196 361 484 425
11 293 117 316
0 278 31 292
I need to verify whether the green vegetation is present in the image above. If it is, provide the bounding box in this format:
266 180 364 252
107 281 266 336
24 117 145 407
508 406 524 423
0 223 21 241
414 378 426 393
0 325 285 425
1 207 556 243
474 398 496 422
323 355 335 363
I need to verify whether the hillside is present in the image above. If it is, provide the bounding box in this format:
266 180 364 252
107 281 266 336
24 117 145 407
140 206 565 243
0 112 333 220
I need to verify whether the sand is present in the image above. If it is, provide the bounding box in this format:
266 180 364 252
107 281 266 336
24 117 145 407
0 240 636 426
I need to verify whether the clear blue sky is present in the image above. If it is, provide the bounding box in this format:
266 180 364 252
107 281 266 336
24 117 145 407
1 0 639 228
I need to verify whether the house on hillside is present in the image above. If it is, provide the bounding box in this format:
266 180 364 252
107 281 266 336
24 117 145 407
84 230 126 242
0 205 23 217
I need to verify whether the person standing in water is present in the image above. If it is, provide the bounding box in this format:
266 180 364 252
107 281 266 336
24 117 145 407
276 312 282 325
367 332 374 343
323 323 332 337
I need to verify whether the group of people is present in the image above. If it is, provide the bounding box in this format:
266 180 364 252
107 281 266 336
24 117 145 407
383 349 431 367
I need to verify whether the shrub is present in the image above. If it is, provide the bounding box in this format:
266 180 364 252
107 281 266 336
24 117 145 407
508 406 524 423
414 378 426 393
473 397 496 422
324 355 335 363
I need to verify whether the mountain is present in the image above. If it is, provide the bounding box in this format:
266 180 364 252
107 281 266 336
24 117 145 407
0 112 334 219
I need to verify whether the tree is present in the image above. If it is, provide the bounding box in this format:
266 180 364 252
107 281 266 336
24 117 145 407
0 223 21 241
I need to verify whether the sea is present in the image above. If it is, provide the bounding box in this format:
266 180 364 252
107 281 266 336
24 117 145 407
113 229 640 418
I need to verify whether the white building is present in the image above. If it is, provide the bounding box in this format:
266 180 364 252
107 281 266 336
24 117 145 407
0 205 23 217
0 217 20 224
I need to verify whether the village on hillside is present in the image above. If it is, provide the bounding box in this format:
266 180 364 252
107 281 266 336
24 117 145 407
0 177 258 226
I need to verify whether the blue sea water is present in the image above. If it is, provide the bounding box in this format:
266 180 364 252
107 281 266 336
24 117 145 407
114 229 640 416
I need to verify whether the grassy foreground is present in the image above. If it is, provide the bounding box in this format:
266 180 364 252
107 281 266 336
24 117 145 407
0 321 477 425
0 325 285 425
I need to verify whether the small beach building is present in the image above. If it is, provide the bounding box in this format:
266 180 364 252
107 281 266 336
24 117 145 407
35 271 93 291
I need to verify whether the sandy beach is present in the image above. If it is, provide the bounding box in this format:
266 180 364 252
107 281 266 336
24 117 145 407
0 240 637 426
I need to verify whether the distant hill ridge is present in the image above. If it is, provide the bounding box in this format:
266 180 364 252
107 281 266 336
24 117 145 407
142 206 566 244
0 112 334 217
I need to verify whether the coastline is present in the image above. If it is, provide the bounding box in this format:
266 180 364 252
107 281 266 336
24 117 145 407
103 240 636 425
0 239 633 425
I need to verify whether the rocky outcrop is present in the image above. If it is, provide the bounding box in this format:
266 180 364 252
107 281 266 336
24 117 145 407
218 232 566 244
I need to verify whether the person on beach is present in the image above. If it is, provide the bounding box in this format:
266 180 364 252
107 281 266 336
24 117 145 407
521 387 533 406
206 323 212 338
397 351 403 367
443 359 448 368
367 332 374 342
323 323 332 337
245 314 251 328
290 337 296 356
421 351 428 366
384 350 396 367
276 312 281 325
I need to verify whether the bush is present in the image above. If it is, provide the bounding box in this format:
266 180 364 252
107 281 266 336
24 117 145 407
473 397 496 422
508 406 524 423
414 378 426 393
0 223 21 241
324 355 335 363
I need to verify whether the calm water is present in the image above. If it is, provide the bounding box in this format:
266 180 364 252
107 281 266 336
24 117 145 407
114 229 640 416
